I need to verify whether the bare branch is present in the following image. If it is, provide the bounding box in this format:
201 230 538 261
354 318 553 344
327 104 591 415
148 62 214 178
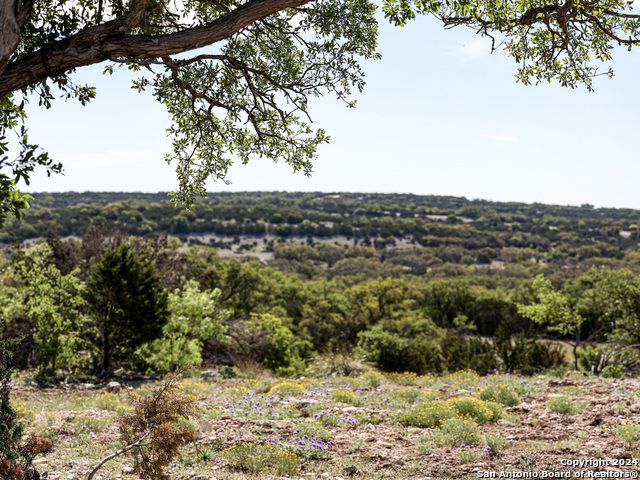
87 432 152 480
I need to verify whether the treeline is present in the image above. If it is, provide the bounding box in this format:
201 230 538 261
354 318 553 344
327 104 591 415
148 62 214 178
2 225 640 380
3 192 640 274
2 192 640 378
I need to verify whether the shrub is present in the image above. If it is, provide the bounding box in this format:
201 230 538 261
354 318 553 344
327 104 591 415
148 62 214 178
483 433 507 454
386 372 419 386
602 364 625 378
136 280 229 374
458 445 480 463
267 381 308 396
447 369 481 389
440 417 483 446
255 314 311 377
447 397 498 424
22 245 86 378
359 371 384 387
494 326 566 375
114 373 198 480
389 389 436 405
615 423 640 445
85 244 169 373
357 324 443 374
479 385 521 407
223 443 300 474
402 401 458 428
482 401 504 422
419 429 450 454
0 338 52 480
440 335 498 376
331 388 358 405
311 352 370 377
576 345 605 374
547 396 579 415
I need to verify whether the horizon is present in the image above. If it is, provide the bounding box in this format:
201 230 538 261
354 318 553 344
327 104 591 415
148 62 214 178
23 190 634 211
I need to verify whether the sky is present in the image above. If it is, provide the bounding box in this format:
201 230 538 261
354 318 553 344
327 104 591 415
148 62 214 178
15 9 640 209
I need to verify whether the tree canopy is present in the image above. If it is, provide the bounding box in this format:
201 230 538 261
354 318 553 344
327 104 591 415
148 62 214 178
1 0 639 224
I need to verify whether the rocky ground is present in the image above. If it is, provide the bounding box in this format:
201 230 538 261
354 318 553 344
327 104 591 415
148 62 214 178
14 370 640 480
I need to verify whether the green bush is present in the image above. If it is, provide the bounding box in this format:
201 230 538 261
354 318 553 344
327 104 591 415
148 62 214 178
479 385 521 407
86 244 169 373
440 334 498 376
547 395 579 415
357 321 443 374
576 345 604 373
483 433 507 454
17 244 86 378
255 314 311 377
136 280 229 374
331 388 359 404
223 442 300 474
402 401 458 428
359 371 385 387
482 401 504 422
601 364 625 378
615 423 640 445
440 417 483 445
447 397 500 424
494 325 566 375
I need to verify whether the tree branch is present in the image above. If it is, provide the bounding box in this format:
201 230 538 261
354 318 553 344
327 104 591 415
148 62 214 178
0 0 314 97
87 431 151 480
0 0 34 77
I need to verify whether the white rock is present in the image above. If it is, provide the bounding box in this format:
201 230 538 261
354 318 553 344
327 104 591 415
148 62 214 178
106 381 121 393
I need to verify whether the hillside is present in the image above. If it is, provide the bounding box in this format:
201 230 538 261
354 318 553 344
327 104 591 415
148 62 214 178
3 192 640 277
4 191 640 379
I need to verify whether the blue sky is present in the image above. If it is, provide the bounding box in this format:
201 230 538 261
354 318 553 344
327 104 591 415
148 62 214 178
18 11 640 209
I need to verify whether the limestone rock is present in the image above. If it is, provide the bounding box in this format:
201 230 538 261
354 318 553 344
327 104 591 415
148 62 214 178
106 381 121 393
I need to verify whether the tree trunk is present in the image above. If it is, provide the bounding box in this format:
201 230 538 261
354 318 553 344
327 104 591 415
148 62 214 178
102 329 110 374
0 0 33 77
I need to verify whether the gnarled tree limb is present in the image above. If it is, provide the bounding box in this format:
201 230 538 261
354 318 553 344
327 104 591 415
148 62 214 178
0 0 313 97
